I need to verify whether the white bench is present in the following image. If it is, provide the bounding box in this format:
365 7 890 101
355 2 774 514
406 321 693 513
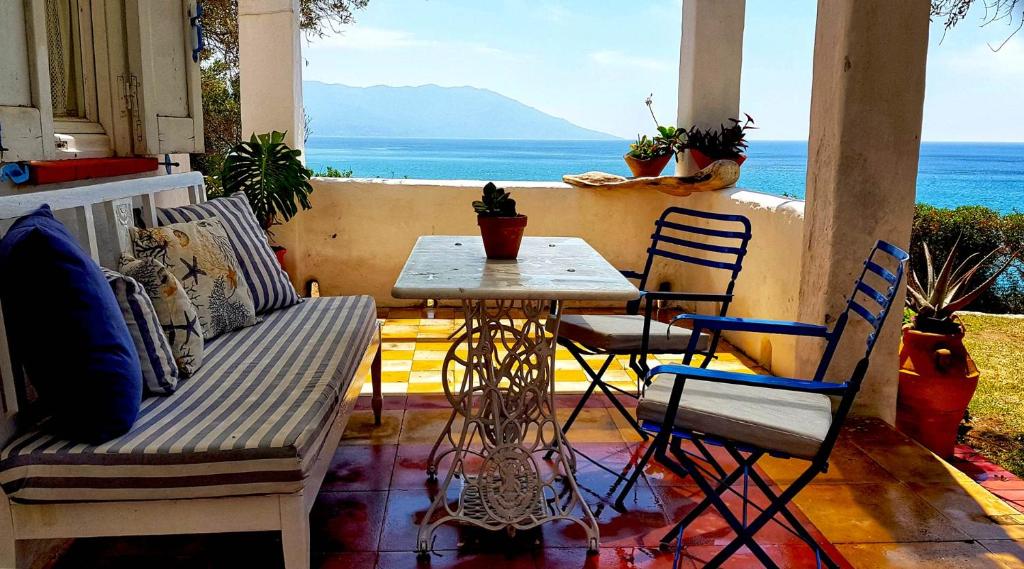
0 172 382 569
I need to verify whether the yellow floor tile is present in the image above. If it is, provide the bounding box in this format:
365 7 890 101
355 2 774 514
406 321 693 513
382 349 415 360
381 360 412 372
412 359 443 371
409 370 443 383
381 371 410 383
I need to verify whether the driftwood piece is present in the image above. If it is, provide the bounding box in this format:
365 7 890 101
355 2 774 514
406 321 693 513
562 160 740 196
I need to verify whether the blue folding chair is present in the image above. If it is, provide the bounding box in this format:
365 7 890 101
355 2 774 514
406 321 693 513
551 207 752 446
632 241 908 569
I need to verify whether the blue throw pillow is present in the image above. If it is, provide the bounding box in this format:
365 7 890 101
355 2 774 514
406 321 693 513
0 205 142 443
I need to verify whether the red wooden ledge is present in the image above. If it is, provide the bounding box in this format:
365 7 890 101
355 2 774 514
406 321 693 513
28 157 159 185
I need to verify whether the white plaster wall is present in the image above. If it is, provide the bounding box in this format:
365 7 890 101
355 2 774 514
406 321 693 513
276 179 806 378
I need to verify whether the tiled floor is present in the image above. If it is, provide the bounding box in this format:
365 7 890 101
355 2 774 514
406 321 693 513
51 310 1024 568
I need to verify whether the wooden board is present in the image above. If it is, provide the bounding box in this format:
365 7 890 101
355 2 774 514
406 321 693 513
562 159 740 196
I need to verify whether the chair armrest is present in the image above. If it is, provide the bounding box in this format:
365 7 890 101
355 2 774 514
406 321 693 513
669 314 829 337
648 364 849 396
641 291 732 303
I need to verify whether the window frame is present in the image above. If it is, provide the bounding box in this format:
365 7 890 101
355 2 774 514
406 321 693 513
47 0 115 158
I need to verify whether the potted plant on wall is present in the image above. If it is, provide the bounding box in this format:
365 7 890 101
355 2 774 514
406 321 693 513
687 114 756 170
220 131 313 268
474 182 526 260
899 238 1020 457
623 95 687 178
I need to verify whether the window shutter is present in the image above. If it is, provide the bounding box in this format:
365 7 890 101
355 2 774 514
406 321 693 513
0 1 55 162
123 0 203 155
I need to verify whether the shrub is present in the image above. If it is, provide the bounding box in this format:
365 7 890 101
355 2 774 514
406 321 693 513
911 204 1024 313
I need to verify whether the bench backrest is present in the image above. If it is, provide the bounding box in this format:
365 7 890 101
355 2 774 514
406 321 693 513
0 172 207 447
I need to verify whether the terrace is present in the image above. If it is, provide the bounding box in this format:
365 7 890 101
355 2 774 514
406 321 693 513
1 0 1022 568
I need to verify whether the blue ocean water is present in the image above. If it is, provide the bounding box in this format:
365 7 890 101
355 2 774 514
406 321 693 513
304 138 1024 213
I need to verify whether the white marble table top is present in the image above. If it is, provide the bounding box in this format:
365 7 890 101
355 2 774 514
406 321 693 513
392 236 640 301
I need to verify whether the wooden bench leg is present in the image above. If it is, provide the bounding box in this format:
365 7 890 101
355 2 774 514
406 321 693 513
1 495 17 569
371 338 383 426
279 496 309 569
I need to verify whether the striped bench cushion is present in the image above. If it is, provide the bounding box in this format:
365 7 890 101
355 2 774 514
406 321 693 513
0 296 377 503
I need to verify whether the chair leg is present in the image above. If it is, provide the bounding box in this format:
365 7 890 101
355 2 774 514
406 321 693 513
595 379 646 438
614 440 657 508
371 340 383 426
658 448 760 545
0 495 16 569
669 447 780 569
730 454 839 569
280 495 310 569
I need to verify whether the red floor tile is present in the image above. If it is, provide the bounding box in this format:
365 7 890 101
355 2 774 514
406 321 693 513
323 444 398 492
317 551 378 568
380 488 464 552
311 491 389 553
533 546 680 569
678 544 852 569
377 550 535 569
651 484 808 548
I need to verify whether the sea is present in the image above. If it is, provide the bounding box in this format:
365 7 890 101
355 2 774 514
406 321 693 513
304 138 1024 213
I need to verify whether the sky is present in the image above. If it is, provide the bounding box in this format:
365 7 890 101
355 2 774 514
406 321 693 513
302 0 1024 142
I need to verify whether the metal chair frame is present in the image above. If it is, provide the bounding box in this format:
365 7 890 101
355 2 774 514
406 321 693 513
633 240 909 568
554 207 752 446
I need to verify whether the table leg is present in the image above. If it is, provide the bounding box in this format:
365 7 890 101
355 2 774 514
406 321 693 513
416 299 600 556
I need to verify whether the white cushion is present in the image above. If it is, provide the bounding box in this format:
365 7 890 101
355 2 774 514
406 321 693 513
637 375 833 459
555 314 711 354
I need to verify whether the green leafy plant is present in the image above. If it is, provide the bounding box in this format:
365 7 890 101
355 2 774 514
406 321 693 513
315 165 353 178
912 204 1024 313
687 114 756 160
220 131 313 232
472 182 518 217
907 237 1020 334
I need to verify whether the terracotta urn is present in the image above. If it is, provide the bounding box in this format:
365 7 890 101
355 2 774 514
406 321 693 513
478 215 527 260
623 153 673 178
689 149 747 170
896 325 979 458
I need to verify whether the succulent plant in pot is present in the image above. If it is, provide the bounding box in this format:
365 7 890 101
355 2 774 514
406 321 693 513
623 95 687 178
687 114 756 169
473 182 527 260
897 238 1020 457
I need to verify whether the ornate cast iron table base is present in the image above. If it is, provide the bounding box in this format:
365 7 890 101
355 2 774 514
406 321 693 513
416 299 600 556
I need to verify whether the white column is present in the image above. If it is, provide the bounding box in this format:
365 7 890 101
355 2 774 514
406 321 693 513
676 0 746 175
238 0 305 152
797 0 930 421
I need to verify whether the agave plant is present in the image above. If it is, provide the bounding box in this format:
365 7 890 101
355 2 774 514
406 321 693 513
220 131 313 232
907 237 1020 333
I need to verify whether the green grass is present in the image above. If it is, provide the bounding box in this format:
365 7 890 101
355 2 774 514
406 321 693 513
960 313 1024 477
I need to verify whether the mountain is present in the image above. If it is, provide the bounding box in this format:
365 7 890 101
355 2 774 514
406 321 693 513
302 81 619 140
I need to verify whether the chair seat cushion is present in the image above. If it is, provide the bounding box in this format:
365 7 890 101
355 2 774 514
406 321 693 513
637 375 833 459
556 314 711 354
0 296 377 503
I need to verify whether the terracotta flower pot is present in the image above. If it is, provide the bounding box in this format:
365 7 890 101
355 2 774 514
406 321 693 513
623 153 673 178
689 149 747 170
478 215 528 260
896 325 979 458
